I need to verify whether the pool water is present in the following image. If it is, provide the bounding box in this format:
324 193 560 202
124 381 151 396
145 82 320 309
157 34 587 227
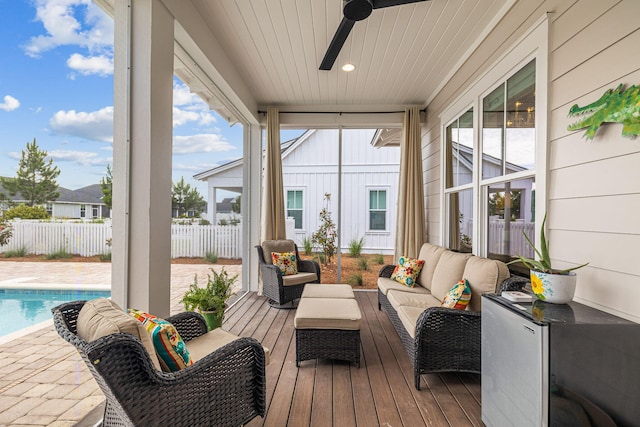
0 289 111 337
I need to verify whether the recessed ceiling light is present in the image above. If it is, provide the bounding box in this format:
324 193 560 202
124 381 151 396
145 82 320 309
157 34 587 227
342 63 355 72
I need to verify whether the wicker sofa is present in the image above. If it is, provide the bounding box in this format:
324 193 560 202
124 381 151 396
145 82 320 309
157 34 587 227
378 243 510 390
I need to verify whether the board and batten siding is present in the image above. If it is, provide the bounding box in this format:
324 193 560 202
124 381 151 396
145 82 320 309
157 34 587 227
423 0 640 322
284 129 400 254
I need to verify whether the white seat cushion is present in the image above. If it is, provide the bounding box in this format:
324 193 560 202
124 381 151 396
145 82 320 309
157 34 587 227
283 272 318 286
396 305 427 339
187 328 271 366
378 277 430 296
387 289 440 312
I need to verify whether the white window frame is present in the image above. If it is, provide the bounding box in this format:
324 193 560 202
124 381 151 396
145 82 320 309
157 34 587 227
286 188 304 230
439 15 549 256
367 187 389 233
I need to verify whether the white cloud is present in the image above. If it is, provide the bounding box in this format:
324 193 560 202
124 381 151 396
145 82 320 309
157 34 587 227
49 106 113 142
0 95 20 112
48 149 111 167
173 134 236 155
173 82 202 107
173 81 216 127
67 53 113 76
173 161 221 173
173 107 217 127
24 0 113 58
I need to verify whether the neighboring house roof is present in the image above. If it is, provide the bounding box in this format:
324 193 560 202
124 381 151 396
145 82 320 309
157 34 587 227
0 178 105 205
216 198 235 214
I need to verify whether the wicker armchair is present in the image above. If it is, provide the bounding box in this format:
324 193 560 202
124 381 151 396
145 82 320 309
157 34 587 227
256 239 321 308
52 301 266 427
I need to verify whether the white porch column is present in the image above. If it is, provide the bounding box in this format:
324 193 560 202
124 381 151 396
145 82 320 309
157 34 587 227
243 123 262 292
112 0 174 316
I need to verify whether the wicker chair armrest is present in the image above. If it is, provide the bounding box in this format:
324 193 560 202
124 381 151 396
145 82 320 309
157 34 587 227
298 259 321 279
415 306 481 343
379 264 396 278
86 334 266 425
259 262 283 283
166 311 208 342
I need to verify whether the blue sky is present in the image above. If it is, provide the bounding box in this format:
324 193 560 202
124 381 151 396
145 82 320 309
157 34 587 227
0 0 302 201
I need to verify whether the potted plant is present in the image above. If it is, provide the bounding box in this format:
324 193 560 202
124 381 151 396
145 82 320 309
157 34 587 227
181 267 238 330
509 213 588 304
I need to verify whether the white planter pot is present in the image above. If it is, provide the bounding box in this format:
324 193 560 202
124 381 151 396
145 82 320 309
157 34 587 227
529 270 577 304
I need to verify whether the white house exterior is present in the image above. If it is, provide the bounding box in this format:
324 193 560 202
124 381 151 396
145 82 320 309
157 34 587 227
195 129 401 254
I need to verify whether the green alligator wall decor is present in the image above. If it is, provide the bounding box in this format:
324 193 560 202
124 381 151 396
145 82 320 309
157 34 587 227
567 83 640 140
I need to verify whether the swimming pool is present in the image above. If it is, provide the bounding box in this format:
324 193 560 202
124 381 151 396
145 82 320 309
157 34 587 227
0 288 111 338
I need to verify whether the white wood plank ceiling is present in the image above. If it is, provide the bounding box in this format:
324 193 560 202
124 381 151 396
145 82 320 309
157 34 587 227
191 0 510 112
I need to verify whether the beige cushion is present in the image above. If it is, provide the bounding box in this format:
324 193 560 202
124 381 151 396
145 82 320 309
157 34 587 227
261 240 296 264
301 284 354 299
430 251 473 301
76 298 161 371
396 305 426 339
415 243 447 290
463 256 510 312
378 277 431 296
283 272 318 286
187 328 270 366
386 289 440 312
294 298 361 330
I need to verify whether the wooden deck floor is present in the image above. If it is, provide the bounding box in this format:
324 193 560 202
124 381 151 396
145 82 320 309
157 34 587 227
222 290 482 427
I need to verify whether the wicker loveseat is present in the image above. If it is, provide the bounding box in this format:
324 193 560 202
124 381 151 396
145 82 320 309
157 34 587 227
256 239 321 307
52 300 266 427
378 243 510 389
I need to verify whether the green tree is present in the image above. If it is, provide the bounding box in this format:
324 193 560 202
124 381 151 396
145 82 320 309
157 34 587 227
231 195 241 214
311 193 337 265
172 177 206 217
100 164 113 210
0 138 60 206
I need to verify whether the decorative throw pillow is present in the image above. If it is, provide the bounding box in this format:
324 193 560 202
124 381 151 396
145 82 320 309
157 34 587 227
441 279 472 310
390 256 425 287
271 251 298 276
128 309 193 372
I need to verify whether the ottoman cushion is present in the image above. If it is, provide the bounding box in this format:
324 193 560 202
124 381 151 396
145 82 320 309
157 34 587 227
301 284 355 299
294 298 361 330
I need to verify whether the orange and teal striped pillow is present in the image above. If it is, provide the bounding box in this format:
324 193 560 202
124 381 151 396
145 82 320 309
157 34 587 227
441 279 472 310
128 309 193 372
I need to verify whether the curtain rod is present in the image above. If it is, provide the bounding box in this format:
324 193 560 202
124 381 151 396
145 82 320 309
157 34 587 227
257 109 425 115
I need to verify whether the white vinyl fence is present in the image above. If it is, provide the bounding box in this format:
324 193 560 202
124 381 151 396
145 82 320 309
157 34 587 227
2 220 242 259
487 219 535 258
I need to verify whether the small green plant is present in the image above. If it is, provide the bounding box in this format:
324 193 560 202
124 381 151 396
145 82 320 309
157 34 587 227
311 193 337 265
372 253 385 264
4 246 27 258
181 267 238 313
205 251 219 264
199 218 211 225
313 252 326 265
508 213 588 274
301 236 313 255
218 219 228 226
99 253 112 262
347 273 363 287
348 237 365 257
357 257 369 271
45 248 72 260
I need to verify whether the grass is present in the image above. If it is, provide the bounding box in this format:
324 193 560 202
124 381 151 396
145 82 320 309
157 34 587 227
301 236 313 255
372 253 385 264
346 273 363 286
357 257 369 271
45 248 73 260
205 251 219 264
4 246 27 258
347 237 365 257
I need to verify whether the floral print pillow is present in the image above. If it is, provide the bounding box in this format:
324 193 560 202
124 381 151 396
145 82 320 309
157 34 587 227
390 256 425 287
271 251 298 276
440 279 472 310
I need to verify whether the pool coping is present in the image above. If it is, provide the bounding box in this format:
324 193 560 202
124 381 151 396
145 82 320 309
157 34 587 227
0 283 111 291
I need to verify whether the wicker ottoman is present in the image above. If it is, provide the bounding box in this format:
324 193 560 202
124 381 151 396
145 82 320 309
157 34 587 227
294 297 361 367
301 284 355 299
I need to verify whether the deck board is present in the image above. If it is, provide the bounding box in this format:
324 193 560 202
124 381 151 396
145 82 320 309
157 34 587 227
230 291 482 426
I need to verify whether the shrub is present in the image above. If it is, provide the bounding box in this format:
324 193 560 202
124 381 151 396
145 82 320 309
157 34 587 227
2 204 49 220
199 218 211 225
45 248 72 260
372 253 385 264
99 253 112 262
301 236 313 255
313 252 326 265
205 251 219 264
4 246 26 258
357 257 369 271
348 237 365 257
218 219 228 226
347 273 363 286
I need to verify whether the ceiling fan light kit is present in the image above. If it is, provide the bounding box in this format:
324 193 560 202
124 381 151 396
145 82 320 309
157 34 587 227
320 0 429 71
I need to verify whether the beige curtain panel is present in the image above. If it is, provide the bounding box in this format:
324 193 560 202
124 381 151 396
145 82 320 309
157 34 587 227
395 106 426 260
260 107 287 243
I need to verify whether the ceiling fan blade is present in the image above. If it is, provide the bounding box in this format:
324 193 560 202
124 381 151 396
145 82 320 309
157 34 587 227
319 18 355 71
372 0 429 9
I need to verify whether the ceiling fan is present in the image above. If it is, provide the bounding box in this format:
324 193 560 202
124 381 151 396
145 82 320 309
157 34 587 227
319 0 430 71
